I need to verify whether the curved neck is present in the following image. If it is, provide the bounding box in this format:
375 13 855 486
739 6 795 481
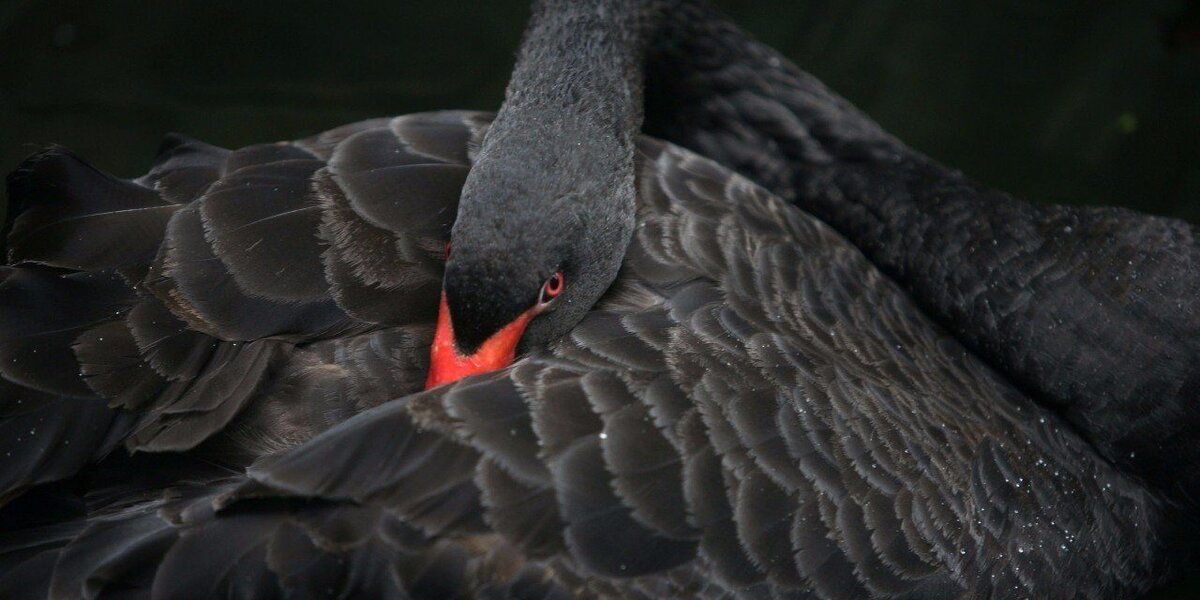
460 0 664 224
446 1 668 378
491 0 661 154
642 2 1200 509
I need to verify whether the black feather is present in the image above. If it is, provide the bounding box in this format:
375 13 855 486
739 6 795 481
0 268 133 397
6 148 176 272
140 133 230 205
551 437 696 577
200 158 330 302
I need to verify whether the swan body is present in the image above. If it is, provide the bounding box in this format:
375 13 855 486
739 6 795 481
0 110 1179 600
2 0 1197 598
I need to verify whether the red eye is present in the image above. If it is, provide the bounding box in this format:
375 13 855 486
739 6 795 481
443 242 452 260
540 271 565 303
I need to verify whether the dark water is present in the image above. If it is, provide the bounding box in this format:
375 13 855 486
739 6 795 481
2 1 1199 596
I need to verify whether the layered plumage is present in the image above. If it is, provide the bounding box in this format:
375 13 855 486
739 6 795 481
643 2 1200 506
3 1 1198 598
0 113 480 502
0 112 1184 599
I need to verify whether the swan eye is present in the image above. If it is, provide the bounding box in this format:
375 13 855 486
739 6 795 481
540 271 565 304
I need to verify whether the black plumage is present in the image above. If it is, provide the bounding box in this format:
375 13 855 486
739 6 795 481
4 118 1172 597
1 0 1197 598
644 1 1200 509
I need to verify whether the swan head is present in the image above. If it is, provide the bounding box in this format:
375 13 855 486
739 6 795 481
424 0 651 388
426 111 637 389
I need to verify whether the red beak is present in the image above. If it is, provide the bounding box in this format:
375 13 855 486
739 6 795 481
425 292 536 389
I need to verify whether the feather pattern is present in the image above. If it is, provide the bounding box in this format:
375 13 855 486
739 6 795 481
644 1 1200 511
0 112 1180 599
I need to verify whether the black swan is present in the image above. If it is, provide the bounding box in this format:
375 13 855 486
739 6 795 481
1 0 1196 598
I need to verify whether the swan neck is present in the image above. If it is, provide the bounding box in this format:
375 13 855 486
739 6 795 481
500 0 665 142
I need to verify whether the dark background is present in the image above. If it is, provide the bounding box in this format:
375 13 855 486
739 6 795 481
2 0 1198 225
1 1 1199 597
